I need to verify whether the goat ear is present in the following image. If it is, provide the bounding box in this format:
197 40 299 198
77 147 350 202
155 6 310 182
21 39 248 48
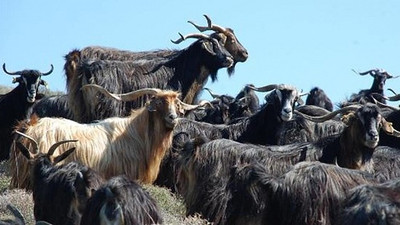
202 42 216 55
53 147 76 165
16 141 33 160
381 118 400 137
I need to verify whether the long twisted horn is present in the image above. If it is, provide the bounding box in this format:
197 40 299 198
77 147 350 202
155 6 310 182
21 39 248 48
81 84 162 102
171 32 211 44
203 88 221 99
2 63 22 75
294 105 361 123
352 69 377 76
48 140 78 156
188 14 228 34
15 131 39 153
248 84 278 92
41 64 54 76
178 98 209 111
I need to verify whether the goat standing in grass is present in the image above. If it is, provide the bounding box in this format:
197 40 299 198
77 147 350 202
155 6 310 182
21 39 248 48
10 84 201 189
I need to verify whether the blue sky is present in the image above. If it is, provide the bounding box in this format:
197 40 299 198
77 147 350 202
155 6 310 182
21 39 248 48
1 1 399 107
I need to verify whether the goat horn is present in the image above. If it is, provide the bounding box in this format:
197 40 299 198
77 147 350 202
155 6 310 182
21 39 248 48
352 69 375 76
48 140 78 156
171 32 211 44
385 94 400 102
41 64 54 76
6 205 26 225
249 84 278 92
178 98 208 111
374 99 400 111
294 105 361 123
203 88 221 99
81 84 161 102
388 88 397 95
2 63 22 75
188 14 228 34
14 131 39 153
382 118 400 138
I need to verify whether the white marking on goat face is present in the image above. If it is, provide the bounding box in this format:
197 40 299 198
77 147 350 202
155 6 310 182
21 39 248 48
279 89 296 121
359 111 380 148
99 200 124 225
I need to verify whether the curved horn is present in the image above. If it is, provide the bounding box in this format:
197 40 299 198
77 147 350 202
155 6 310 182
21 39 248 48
385 94 400 102
41 64 54 76
203 88 221 99
248 84 278 93
2 63 21 75
387 88 397 95
352 69 374 76
188 14 228 34
81 84 161 102
382 118 400 138
294 105 361 123
6 205 26 225
178 98 207 111
171 32 210 44
15 131 39 153
48 140 78 156
373 98 400 111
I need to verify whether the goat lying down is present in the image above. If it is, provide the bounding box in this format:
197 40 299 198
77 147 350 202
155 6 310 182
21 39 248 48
10 84 202 189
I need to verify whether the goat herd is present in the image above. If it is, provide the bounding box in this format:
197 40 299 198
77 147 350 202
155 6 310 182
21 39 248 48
1 14 400 225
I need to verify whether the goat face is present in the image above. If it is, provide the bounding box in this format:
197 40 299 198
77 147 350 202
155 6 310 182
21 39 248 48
272 86 300 121
354 104 382 148
2 64 53 103
19 71 44 103
211 28 248 63
147 92 180 129
199 38 234 74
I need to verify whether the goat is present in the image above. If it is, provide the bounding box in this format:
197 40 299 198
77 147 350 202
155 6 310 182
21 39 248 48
30 94 73 119
370 146 400 182
68 33 233 123
155 84 328 188
343 69 398 106
176 136 376 225
80 175 163 225
187 85 258 124
10 84 201 189
13 131 104 225
0 63 52 160
64 15 248 85
305 86 333 111
241 161 375 225
337 179 400 225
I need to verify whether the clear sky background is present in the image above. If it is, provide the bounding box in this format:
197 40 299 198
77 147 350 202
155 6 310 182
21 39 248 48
1 1 399 107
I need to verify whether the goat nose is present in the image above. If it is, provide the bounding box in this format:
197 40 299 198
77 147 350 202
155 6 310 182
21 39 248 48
169 113 177 120
283 108 291 114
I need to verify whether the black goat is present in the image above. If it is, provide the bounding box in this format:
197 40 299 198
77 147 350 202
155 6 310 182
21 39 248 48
337 179 400 225
176 135 376 225
0 63 52 160
80 175 163 225
30 94 73 119
240 161 375 225
305 86 333 111
64 15 248 87
344 69 398 105
187 84 259 124
68 33 233 122
15 131 104 225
